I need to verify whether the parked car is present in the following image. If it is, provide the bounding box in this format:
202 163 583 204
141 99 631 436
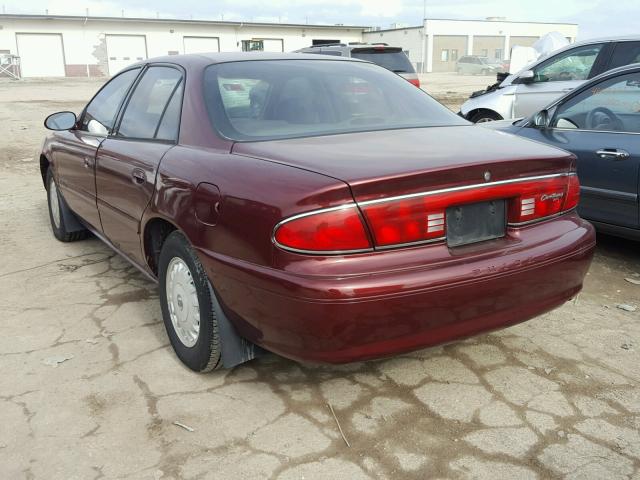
294 42 421 87
456 55 505 75
40 52 595 372
461 36 640 123
480 64 640 240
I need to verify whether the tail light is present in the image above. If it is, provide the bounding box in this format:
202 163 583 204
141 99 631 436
360 174 580 248
508 175 580 224
273 174 579 254
273 205 372 254
407 77 421 88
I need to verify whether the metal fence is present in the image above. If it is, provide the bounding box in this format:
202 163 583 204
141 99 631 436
0 55 21 79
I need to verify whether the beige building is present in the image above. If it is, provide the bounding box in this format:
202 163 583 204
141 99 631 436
0 14 366 77
363 18 578 72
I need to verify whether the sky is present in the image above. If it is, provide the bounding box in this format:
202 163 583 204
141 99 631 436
1 0 637 40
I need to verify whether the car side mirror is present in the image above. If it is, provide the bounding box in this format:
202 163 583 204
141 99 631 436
519 70 535 84
533 109 549 129
44 111 77 131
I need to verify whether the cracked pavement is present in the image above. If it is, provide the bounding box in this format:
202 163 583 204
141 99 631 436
1 76 639 479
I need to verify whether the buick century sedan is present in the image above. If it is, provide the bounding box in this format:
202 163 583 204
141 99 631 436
40 53 595 372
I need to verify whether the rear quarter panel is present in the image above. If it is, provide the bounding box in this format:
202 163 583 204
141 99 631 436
142 146 355 267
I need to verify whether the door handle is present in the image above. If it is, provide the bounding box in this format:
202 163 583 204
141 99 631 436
132 168 147 184
596 149 630 160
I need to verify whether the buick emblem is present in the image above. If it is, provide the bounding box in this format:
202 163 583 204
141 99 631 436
484 171 491 182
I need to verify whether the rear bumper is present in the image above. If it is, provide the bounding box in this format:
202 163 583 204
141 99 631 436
198 213 595 364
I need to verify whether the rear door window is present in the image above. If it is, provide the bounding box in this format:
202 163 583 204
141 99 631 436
350 48 415 73
117 66 183 141
609 42 640 70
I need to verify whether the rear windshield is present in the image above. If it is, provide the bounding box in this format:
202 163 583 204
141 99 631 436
203 60 464 142
350 49 415 73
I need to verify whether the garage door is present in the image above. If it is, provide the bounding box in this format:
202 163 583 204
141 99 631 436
183 36 220 54
262 39 284 52
106 35 147 75
16 33 65 77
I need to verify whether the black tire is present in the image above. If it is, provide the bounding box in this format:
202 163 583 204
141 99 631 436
46 169 89 242
158 231 222 372
469 111 503 123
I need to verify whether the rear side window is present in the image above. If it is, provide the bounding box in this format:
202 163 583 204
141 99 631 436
350 49 415 73
80 68 140 135
609 42 640 70
155 82 184 141
117 66 183 141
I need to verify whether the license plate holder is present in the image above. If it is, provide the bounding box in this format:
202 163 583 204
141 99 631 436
446 200 506 248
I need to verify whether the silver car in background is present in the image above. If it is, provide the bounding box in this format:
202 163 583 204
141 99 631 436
460 36 640 123
456 55 505 76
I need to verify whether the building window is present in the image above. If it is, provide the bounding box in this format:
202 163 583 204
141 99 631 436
242 40 264 51
451 49 458 61
495 49 503 60
441 49 449 62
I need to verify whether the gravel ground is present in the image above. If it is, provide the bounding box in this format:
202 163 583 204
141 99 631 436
0 74 639 480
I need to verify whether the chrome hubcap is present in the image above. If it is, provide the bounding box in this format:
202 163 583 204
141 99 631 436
49 179 61 229
476 117 495 123
166 257 200 347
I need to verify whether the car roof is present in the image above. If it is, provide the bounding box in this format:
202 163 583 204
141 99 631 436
299 43 401 51
135 51 364 69
572 35 640 45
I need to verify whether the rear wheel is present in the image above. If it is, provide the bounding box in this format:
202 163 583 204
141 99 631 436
158 231 222 372
469 111 502 123
46 169 88 242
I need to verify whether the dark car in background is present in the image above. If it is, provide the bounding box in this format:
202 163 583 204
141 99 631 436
295 42 421 87
482 63 640 240
40 52 594 373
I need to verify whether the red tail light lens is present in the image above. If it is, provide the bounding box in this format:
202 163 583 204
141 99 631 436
274 206 372 253
508 175 579 224
274 174 579 254
407 77 421 88
360 174 580 249
362 199 445 247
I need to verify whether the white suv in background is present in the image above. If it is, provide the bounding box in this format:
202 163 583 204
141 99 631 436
460 37 640 123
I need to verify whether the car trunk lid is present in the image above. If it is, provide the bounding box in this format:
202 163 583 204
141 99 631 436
232 126 575 204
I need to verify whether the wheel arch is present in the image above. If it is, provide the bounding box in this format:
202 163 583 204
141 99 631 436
466 108 503 123
142 216 179 276
40 154 50 188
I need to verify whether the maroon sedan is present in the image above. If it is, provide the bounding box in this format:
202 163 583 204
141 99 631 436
40 52 595 372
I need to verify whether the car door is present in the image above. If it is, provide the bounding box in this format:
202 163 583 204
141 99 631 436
513 43 606 118
520 70 640 229
95 65 184 264
53 68 141 230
